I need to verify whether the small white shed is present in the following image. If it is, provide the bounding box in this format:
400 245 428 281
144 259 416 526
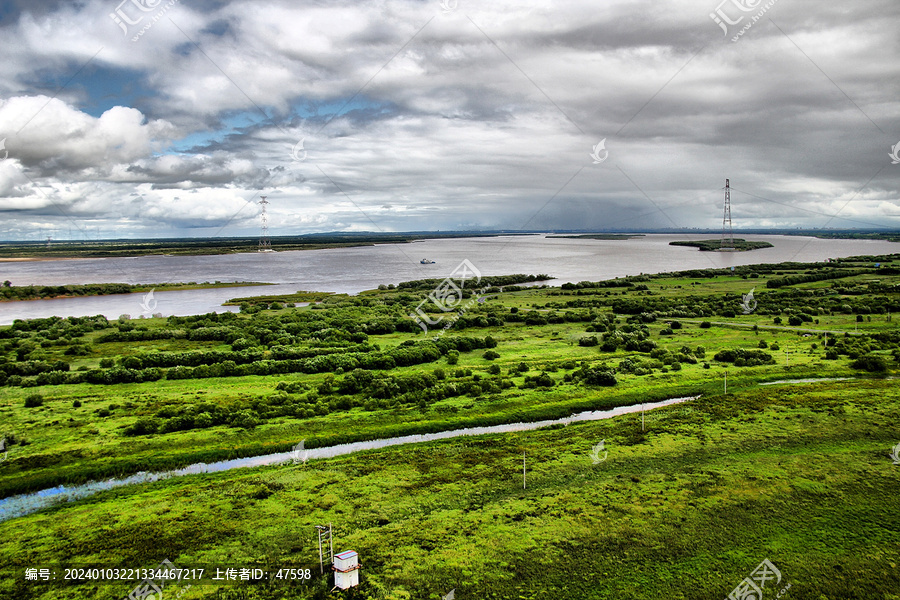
333 550 360 590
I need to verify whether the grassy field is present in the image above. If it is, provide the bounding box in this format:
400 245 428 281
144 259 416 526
0 255 899 599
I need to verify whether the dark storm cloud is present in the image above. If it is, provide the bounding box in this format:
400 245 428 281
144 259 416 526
0 0 897 238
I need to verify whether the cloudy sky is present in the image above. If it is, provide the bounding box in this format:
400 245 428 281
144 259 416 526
0 0 898 240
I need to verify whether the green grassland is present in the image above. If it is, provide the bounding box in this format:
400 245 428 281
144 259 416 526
1 255 899 599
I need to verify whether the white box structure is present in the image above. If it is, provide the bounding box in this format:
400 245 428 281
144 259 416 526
333 550 360 590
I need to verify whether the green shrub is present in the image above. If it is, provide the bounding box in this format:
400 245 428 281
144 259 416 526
583 368 617 386
523 372 554 388
713 348 775 366
851 354 887 372
124 417 160 436
230 411 260 429
24 394 43 408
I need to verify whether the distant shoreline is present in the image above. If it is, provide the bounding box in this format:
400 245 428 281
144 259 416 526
0 232 533 261
1 231 895 261
0 257 85 263
0 281 272 303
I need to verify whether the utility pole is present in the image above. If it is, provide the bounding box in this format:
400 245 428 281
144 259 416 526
315 524 333 575
724 369 727 395
522 451 526 489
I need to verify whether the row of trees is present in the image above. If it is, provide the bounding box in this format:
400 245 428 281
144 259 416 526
5 336 496 387
766 269 861 289
0 284 135 302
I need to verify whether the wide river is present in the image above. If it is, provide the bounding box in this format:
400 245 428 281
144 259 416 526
0 233 896 324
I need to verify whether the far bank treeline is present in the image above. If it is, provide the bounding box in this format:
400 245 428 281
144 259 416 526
0 274 551 304
0 281 269 303
0 231 533 260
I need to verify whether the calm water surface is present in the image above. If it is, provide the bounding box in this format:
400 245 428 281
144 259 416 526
0 234 895 324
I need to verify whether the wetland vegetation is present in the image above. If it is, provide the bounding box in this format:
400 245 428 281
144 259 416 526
1 253 899 599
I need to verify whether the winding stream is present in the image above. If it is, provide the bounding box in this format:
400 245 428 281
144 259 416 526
0 395 699 523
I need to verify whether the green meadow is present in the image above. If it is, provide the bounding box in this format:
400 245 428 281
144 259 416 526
1 255 899 599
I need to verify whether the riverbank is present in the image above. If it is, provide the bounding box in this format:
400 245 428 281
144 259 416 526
0 254 898 598
0 281 272 303
1 254 897 497
0 378 896 598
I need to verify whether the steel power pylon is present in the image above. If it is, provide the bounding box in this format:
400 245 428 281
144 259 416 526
721 179 734 250
258 195 271 252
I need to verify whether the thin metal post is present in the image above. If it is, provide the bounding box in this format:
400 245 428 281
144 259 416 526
522 451 526 489
724 370 727 395
317 529 324 575
315 524 332 575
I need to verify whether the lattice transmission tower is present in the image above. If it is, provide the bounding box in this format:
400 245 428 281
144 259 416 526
258 195 272 252
721 179 734 250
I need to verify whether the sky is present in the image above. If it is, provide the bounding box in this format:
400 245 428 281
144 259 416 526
0 0 898 240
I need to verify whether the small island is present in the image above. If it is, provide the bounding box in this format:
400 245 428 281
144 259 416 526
669 239 774 252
